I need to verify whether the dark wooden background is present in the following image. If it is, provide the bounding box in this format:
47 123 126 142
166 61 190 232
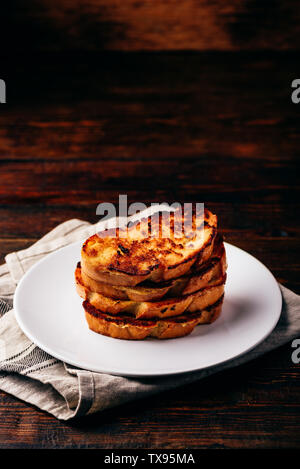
0 0 299 449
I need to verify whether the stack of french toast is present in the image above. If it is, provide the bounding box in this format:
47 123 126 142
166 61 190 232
75 207 227 340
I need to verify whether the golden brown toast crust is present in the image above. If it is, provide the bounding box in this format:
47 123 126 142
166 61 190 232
80 235 226 301
81 208 217 286
76 262 226 319
83 296 224 340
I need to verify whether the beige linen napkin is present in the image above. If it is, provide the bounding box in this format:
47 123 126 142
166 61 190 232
0 218 299 420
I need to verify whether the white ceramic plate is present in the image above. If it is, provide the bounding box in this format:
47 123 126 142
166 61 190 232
14 241 282 377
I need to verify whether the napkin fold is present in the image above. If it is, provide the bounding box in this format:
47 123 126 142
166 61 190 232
0 218 299 420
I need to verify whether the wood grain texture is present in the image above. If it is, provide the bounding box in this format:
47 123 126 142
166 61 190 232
2 0 300 51
0 50 299 448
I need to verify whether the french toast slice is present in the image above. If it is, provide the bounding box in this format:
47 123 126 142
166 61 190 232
83 296 224 340
80 235 226 301
76 263 226 319
81 208 217 286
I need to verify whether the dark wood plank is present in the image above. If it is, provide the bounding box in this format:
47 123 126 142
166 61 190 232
0 159 298 203
1 1 299 52
2 52 300 163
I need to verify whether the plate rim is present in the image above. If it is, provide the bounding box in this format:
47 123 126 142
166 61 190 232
14 241 282 377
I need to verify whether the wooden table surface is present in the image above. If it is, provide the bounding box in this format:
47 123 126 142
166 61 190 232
0 42 299 448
